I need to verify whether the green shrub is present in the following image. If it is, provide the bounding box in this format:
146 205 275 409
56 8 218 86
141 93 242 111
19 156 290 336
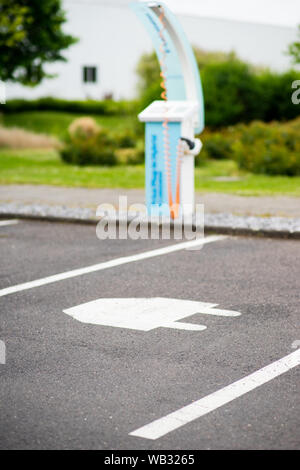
201 60 263 127
257 70 300 122
60 117 117 166
113 129 136 148
232 118 300 176
197 125 243 163
135 51 300 127
135 48 237 99
115 138 144 165
194 48 238 70
198 118 300 176
115 148 143 165
137 80 162 113
68 116 100 138
201 131 233 159
194 151 208 167
60 116 144 166
61 135 117 166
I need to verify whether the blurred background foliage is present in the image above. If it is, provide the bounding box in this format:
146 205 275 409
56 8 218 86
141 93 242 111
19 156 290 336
0 37 300 184
0 0 77 85
136 48 300 127
287 25 300 65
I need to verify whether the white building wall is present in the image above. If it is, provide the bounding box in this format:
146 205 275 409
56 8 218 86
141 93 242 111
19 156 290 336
180 15 298 72
5 0 299 101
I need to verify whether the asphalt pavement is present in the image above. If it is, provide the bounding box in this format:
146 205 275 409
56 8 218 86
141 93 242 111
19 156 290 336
0 219 299 449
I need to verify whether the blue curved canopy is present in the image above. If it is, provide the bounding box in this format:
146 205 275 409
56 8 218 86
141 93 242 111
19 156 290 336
130 1 205 133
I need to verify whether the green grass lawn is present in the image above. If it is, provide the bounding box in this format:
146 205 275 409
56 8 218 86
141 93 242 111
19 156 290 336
0 111 138 140
1 148 300 196
1 111 299 196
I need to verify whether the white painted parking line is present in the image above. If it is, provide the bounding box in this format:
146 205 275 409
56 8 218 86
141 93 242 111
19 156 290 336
0 235 226 297
129 348 300 440
0 219 19 227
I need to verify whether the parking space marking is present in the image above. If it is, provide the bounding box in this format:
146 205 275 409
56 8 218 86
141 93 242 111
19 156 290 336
0 219 19 227
129 348 300 440
0 235 226 298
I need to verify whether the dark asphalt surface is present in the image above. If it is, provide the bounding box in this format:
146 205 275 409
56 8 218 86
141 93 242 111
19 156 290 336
0 220 299 450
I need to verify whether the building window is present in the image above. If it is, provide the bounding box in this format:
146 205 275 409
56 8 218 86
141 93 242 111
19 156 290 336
83 66 97 83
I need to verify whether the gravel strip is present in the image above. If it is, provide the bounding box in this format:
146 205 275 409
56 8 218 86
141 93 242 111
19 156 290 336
0 202 299 238
204 212 300 238
0 202 96 221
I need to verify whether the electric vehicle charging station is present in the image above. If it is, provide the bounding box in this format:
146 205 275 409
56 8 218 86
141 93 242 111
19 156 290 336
139 100 202 217
131 1 205 219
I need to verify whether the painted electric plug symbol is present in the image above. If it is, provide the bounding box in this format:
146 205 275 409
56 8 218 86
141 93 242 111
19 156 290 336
63 297 241 332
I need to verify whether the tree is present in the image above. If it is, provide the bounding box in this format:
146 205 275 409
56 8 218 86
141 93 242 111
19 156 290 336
287 25 300 65
0 0 77 85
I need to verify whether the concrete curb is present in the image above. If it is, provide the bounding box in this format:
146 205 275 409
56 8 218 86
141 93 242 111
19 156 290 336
0 203 299 239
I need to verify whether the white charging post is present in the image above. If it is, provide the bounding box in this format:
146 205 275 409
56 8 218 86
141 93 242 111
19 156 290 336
139 100 202 216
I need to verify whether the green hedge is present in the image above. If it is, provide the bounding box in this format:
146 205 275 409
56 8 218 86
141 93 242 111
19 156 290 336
199 117 300 176
232 119 300 176
202 64 300 127
136 52 300 128
3 97 137 115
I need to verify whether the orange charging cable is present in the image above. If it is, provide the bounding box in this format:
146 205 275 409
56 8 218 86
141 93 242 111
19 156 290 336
158 6 182 219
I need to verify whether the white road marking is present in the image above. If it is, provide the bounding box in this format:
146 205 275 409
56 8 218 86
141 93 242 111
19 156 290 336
129 348 300 440
63 297 241 331
0 219 19 227
0 235 226 297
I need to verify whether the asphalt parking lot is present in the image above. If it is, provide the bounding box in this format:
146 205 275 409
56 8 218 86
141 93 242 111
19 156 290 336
0 219 299 450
